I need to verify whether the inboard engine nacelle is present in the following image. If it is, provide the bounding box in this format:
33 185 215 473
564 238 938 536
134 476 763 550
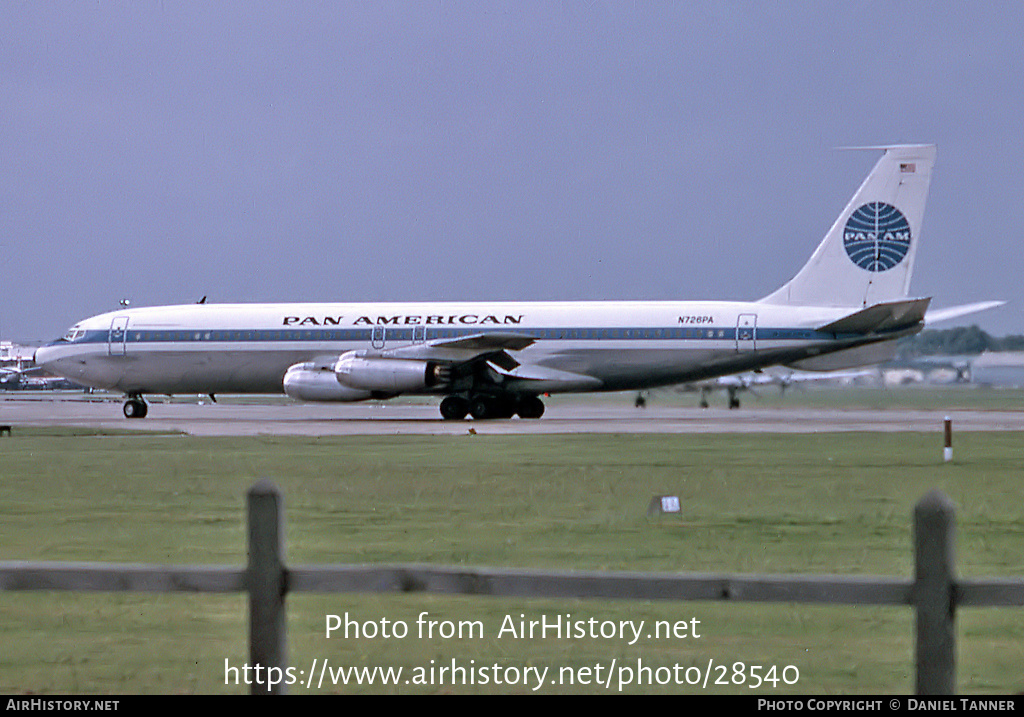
334 353 448 393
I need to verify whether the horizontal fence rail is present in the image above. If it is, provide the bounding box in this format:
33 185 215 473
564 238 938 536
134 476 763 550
0 562 245 593
2 482 1023 694
0 562 917 604
4 562 1023 607
288 565 919 604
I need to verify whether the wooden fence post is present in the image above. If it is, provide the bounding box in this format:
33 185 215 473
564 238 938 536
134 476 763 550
914 489 956 695
247 480 287 695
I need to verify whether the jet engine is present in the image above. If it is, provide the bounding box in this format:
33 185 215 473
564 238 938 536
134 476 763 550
334 353 448 393
283 362 373 402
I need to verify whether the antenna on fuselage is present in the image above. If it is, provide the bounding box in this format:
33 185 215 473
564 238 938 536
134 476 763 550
119 299 131 308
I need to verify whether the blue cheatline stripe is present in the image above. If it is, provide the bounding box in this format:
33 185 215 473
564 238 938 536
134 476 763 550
62 325 855 347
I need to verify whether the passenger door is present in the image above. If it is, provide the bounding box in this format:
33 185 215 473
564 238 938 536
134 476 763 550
108 316 130 356
736 313 757 351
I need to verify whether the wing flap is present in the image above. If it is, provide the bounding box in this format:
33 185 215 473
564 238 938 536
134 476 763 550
380 332 535 358
377 332 534 363
426 332 535 351
485 360 603 391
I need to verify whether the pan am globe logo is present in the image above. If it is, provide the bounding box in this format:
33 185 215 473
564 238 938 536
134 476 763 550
843 202 912 272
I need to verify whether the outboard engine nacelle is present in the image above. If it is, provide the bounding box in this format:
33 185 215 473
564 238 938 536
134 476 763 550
283 362 373 402
334 352 448 393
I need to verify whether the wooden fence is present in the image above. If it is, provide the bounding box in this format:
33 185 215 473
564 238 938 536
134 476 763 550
2 481 1023 695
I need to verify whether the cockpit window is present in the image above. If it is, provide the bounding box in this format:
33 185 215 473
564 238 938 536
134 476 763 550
63 327 86 342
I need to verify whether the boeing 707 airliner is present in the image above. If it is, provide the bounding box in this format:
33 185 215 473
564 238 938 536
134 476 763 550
34 145 998 420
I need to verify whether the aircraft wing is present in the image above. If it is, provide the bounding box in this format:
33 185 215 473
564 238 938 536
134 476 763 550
377 332 534 361
777 368 876 383
423 332 535 352
0 365 44 378
683 368 873 392
374 332 600 392
484 360 602 391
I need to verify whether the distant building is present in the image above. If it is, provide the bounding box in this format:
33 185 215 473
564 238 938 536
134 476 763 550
971 352 1024 387
0 341 36 365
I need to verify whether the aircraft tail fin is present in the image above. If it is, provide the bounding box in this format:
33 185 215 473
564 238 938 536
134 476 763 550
760 144 936 308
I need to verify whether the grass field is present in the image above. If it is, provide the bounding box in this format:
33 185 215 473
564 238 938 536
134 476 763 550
1 428 1023 694
642 384 1024 412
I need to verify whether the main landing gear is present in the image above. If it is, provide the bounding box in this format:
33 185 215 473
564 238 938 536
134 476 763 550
123 394 148 419
439 394 545 420
727 387 741 410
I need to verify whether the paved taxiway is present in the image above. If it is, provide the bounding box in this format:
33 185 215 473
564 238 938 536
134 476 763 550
3 394 1024 436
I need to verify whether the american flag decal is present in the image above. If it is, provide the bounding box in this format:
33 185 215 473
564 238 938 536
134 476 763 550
900 163 916 173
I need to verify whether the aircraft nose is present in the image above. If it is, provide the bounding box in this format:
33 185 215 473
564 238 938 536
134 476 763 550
33 344 60 371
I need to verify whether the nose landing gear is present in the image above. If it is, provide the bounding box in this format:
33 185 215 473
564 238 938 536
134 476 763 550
123 395 148 419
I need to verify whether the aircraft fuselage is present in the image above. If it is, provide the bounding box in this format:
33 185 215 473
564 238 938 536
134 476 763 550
36 300 911 397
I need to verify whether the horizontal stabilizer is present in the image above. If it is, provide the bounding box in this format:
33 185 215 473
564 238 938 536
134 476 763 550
925 301 1006 325
816 298 931 334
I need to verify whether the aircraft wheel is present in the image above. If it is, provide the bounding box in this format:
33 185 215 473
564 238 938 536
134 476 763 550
494 398 516 419
469 395 515 420
728 397 740 410
517 395 545 419
123 399 148 419
439 396 469 420
469 396 493 420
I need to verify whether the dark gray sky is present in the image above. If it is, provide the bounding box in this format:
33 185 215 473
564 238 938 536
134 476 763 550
3 1 1022 342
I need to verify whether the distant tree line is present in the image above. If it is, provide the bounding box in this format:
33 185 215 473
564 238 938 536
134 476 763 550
898 325 1024 357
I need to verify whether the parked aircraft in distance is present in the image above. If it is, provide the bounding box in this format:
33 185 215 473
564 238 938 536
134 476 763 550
661 368 878 409
0 367 24 389
0 363 46 390
35 145 1000 420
